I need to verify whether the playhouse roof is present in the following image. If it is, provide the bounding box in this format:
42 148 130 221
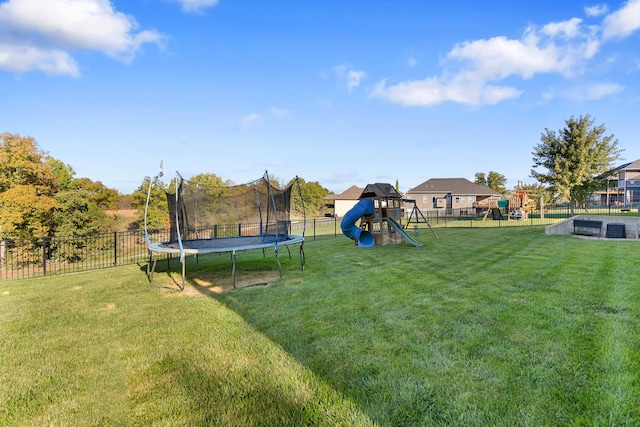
360 183 402 199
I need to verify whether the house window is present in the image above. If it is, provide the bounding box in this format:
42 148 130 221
455 196 460 204
423 196 429 204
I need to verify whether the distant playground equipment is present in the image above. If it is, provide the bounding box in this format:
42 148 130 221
482 184 538 221
144 166 305 290
340 183 431 247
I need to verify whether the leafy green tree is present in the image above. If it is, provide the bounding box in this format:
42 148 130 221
0 133 60 238
51 190 114 261
474 172 487 187
46 158 75 192
531 114 622 213
53 190 112 236
487 171 507 194
475 171 507 194
131 176 169 231
187 173 230 195
289 178 329 217
68 177 119 210
0 185 58 238
0 133 57 195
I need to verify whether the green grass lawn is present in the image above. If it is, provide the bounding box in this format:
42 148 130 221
2 226 640 426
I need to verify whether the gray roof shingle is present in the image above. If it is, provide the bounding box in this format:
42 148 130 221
407 178 501 196
323 185 363 200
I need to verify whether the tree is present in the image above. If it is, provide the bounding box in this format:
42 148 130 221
289 178 329 217
531 115 622 212
52 190 112 236
0 133 60 238
0 133 57 195
187 173 231 197
474 172 487 186
0 185 58 238
46 158 75 192
487 171 507 194
474 171 507 194
68 177 119 210
131 176 170 231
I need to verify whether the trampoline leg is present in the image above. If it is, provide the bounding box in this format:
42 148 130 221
275 246 283 279
232 250 237 288
180 258 185 291
299 242 305 272
147 254 158 284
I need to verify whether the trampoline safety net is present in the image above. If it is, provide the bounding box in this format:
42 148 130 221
166 172 297 245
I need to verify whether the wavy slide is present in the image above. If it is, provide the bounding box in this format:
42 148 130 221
383 217 423 247
340 199 375 247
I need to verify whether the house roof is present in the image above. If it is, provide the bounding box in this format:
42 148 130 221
616 159 640 171
323 185 363 200
407 178 501 196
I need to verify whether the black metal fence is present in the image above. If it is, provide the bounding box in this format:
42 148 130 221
417 205 639 228
1 207 637 282
0 219 334 282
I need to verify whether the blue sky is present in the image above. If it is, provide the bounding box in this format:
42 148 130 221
2 0 640 195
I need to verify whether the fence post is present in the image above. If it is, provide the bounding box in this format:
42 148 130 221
313 219 316 240
238 223 242 236
113 232 118 266
42 236 48 277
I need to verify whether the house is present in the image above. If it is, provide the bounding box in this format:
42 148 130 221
613 159 640 207
323 185 363 217
405 178 502 213
592 159 640 207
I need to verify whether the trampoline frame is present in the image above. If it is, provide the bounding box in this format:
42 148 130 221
146 234 305 289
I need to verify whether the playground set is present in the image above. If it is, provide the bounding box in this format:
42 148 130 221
483 186 538 221
340 183 437 247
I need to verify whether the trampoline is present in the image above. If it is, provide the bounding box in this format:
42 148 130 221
144 168 305 289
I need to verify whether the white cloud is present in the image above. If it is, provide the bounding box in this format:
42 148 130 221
602 0 640 39
372 75 522 107
0 0 164 75
585 81 625 99
238 113 262 131
541 17 583 38
268 107 291 117
175 0 219 14
346 70 366 91
0 42 79 75
373 17 601 107
333 64 366 91
407 57 417 67
585 4 609 17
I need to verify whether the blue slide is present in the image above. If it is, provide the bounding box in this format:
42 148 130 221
340 199 375 247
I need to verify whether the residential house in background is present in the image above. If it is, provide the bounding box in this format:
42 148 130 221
323 185 363 217
612 159 640 207
405 178 502 214
592 159 640 207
